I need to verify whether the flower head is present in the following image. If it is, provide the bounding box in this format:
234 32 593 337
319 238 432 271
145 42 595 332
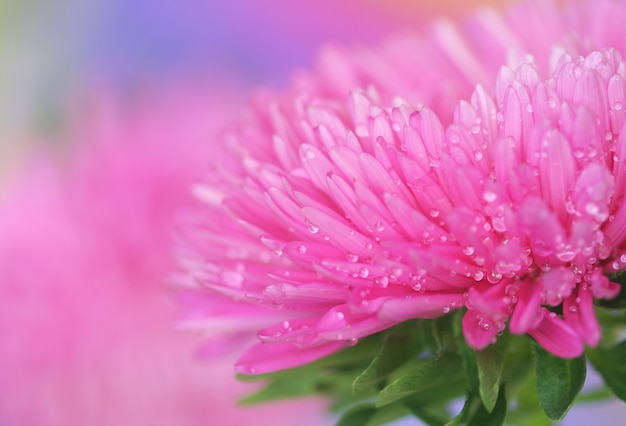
180 0 626 374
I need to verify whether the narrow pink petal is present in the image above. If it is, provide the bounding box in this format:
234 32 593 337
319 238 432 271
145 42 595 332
538 267 577 306
571 163 614 223
258 317 320 343
378 293 466 322
529 310 584 358
235 341 346 374
563 285 601 346
316 305 396 340
510 279 543 334
608 74 626 135
462 310 499 350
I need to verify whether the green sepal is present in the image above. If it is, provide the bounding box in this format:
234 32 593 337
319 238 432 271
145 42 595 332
352 331 419 394
376 354 462 407
476 343 505 412
534 345 586 420
446 387 507 426
336 404 377 426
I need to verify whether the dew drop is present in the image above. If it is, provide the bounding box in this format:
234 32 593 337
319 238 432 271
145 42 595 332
473 150 483 161
307 223 320 234
470 125 481 134
463 246 475 256
346 253 359 262
429 208 440 218
336 312 345 320
303 148 316 160
442 306 451 313
568 305 578 313
365 242 373 250
483 190 497 203
585 202 599 216
375 276 389 288
614 102 624 111
359 267 370 278
487 272 502 283
297 244 307 254
346 338 358 347
221 270 244 287
473 270 484 281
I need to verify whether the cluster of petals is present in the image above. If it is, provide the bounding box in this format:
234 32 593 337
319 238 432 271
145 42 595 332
180 0 626 374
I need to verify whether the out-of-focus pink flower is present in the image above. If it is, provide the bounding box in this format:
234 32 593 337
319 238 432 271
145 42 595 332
0 84 328 426
179 0 626 374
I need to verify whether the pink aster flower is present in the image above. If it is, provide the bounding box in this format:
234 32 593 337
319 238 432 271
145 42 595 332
0 85 328 426
179 0 626 375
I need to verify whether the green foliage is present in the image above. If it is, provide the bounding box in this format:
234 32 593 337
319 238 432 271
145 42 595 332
587 339 626 401
238 300 626 426
446 389 507 426
534 346 586 420
476 344 505 412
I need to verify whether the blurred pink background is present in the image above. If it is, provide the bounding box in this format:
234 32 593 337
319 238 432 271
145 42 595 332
1 0 624 425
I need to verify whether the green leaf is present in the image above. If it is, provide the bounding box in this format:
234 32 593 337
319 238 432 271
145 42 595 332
239 377 316 405
352 333 417 394
476 345 504 412
376 354 461 407
336 403 412 426
366 403 413 426
534 346 586 420
452 313 479 393
336 404 377 426
407 404 451 426
587 339 626 401
446 388 507 426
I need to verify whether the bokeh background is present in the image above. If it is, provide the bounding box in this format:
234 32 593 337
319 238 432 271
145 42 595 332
1 0 625 425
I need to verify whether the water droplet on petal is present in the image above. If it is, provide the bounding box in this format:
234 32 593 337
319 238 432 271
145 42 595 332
347 338 358 346
483 190 497 203
585 202 599 216
297 245 307 254
303 148 316 159
463 246 475 256
307 223 319 234
473 270 484 281
375 276 389 288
